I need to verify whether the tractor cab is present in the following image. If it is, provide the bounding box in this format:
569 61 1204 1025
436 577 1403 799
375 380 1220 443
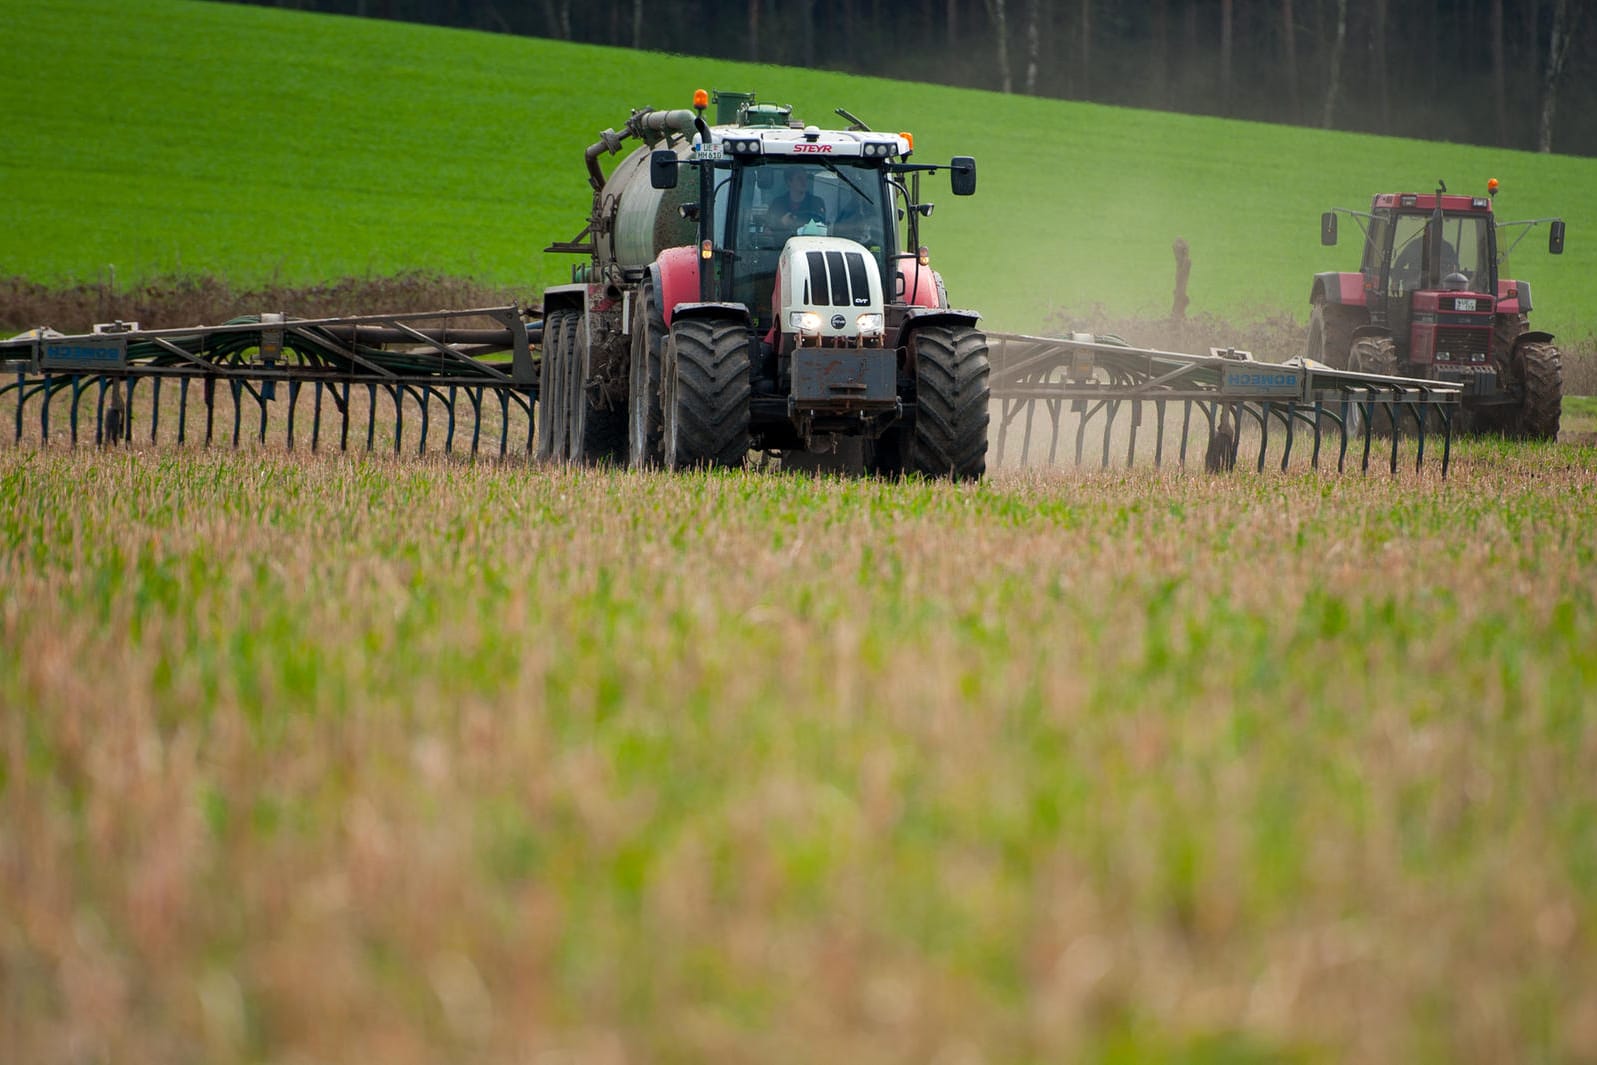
659 114 958 346
1358 193 1501 367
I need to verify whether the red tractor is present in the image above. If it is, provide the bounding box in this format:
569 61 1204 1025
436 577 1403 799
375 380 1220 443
1309 181 1566 438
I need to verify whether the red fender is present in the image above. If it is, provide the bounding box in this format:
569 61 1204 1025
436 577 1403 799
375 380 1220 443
655 246 701 327
1496 278 1532 316
897 262 945 309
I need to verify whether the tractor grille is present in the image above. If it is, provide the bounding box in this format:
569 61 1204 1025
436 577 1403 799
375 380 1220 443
804 250 873 308
1433 327 1490 362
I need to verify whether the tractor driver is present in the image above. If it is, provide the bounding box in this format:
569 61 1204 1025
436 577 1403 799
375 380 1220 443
1393 235 1458 289
768 170 827 235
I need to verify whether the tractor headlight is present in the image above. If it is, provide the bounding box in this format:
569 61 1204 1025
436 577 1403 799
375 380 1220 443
856 312 884 338
789 311 823 336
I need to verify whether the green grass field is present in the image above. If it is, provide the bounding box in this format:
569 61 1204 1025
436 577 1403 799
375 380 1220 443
3 0 1594 342
4 445 1597 1062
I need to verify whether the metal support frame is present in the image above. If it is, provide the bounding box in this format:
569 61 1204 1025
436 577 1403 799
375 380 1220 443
988 331 1463 476
1 307 541 458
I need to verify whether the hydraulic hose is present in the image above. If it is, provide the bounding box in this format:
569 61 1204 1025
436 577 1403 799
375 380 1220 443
584 107 709 191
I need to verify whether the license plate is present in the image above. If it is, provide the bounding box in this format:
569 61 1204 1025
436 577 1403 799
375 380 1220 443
1455 297 1477 311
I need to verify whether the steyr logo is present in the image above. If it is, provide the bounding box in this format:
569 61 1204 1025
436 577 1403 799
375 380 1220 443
793 143 832 153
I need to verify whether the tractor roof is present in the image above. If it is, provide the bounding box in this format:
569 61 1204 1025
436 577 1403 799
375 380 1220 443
1372 192 1494 213
705 125 909 160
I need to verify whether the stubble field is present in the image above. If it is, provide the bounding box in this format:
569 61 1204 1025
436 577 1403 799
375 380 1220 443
4 442 1596 1063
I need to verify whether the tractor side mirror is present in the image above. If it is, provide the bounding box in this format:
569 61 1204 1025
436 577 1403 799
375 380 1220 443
1320 211 1337 246
1549 219 1566 254
650 149 678 190
950 156 977 196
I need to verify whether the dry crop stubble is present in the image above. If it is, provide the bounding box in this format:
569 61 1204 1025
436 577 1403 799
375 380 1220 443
3 445 1597 1063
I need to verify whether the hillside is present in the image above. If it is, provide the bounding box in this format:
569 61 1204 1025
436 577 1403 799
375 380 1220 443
3 0 1593 342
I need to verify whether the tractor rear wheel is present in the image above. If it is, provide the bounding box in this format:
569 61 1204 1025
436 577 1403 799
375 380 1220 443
663 316 750 470
567 316 627 465
537 310 573 461
907 325 990 480
1307 299 1358 369
1509 341 1562 441
628 282 667 469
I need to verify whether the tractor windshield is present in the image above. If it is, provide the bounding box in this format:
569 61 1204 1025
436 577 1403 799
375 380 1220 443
1388 212 1492 294
722 159 893 331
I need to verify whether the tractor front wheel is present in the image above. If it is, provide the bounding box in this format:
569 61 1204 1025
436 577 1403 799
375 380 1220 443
1349 335 1402 437
906 325 991 480
1510 341 1562 441
663 316 750 470
1349 334 1399 377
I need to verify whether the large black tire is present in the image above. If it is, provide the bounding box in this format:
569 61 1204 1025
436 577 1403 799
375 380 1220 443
566 316 627 465
536 310 572 461
565 316 586 458
1349 334 1403 437
906 325 990 480
662 317 750 470
1349 334 1399 376
1480 317 1561 441
1508 341 1563 441
1307 298 1359 369
555 313 580 459
628 282 667 469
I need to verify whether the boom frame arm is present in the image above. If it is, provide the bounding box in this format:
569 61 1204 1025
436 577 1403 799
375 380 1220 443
1495 217 1564 263
1326 206 1377 244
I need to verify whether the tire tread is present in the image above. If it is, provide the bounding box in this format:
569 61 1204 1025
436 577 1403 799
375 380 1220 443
907 325 990 480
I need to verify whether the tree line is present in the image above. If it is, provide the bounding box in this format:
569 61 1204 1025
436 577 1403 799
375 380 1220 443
222 0 1594 156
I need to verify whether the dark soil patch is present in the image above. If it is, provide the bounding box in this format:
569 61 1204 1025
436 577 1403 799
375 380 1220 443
0 273 531 334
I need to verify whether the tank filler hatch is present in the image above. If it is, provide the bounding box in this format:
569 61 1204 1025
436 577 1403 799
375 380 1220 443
711 88 796 128
740 103 794 127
